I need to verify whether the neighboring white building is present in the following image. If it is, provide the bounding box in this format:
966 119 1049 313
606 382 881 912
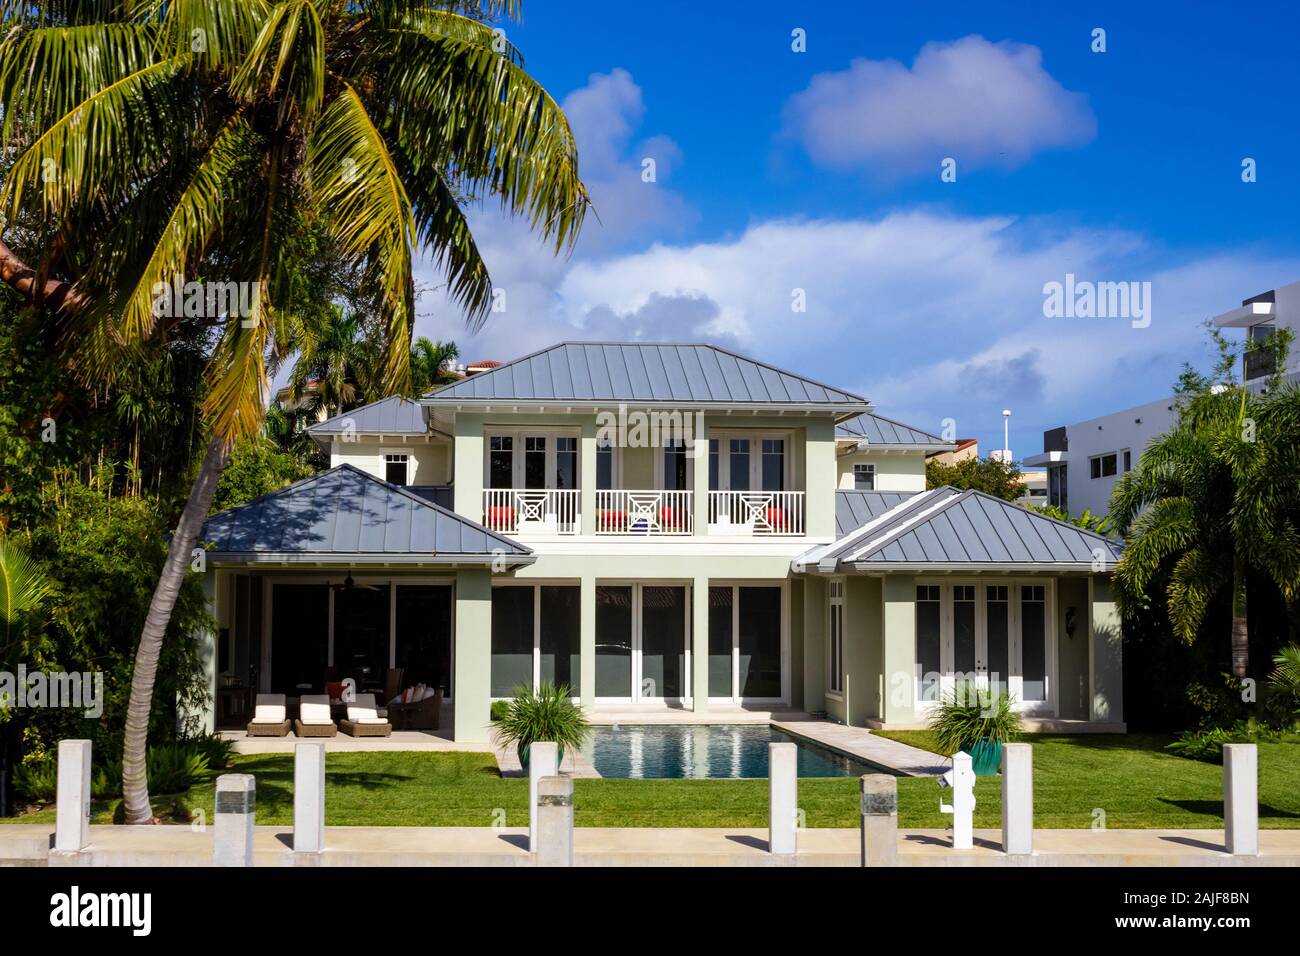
1026 278 1300 520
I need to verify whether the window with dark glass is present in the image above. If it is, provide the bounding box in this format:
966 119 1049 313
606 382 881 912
489 436 513 488
853 463 875 490
597 440 614 490
663 440 688 491
916 585 941 701
728 438 750 491
385 454 409 485
524 436 547 489
540 586 581 694
491 587 534 696
708 586 733 697
556 436 577 490
761 438 785 491
595 586 633 697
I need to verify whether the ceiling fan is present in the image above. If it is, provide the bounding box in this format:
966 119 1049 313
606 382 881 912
330 573 380 593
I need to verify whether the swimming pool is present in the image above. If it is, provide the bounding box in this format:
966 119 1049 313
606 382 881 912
580 724 888 779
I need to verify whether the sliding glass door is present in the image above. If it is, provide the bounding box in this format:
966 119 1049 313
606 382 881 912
706 584 785 702
595 585 633 697
493 584 583 697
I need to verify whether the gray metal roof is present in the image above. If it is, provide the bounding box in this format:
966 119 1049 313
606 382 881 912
810 487 1123 572
308 396 427 436
201 465 531 564
836 413 952 448
835 490 918 536
423 342 870 409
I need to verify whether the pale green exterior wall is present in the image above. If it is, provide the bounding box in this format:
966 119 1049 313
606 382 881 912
836 451 927 491
1089 576 1124 722
826 576 883 725
1056 577 1090 719
801 577 826 711
454 568 493 742
880 574 917 725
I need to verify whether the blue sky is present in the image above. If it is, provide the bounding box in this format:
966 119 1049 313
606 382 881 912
415 0 1300 456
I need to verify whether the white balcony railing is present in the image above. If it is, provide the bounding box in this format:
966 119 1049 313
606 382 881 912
482 489 580 535
707 491 805 536
595 490 693 535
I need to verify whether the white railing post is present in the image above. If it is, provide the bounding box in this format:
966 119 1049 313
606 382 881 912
528 741 559 852
860 774 898 866
213 773 256 867
1223 743 1258 856
294 742 326 855
768 742 797 856
54 739 92 855
940 751 975 849
535 775 574 867
1000 743 1032 855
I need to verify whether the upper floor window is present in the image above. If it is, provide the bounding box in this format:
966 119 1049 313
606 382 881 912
709 432 791 492
663 439 689 491
524 436 547 489
1245 323 1277 380
489 436 513 489
1121 448 1132 472
1048 463 1067 511
385 453 409 486
596 439 614 490
853 462 875 490
761 439 786 491
556 437 578 490
1089 452 1117 479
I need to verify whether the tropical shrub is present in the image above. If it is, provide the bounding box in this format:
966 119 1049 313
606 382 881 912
493 682 590 758
1167 718 1282 763
928 684 1023 756
489 700 510 722
94 743 211 798
12 759 57 803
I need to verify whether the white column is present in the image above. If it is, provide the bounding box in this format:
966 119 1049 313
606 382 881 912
213 773 256 867
294 743 326 854
1223 743 1258 856
768 742 797 855
528 741 559 852
859 774 898 867
536 775 574 867
1000 743 1033 855
54 739 92 853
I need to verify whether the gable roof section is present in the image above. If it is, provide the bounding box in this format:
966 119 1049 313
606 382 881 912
806 487 1123 573
835 489 919 536
836 413 952 448
423 342 869 411
200 465 531 564
307 396 427 436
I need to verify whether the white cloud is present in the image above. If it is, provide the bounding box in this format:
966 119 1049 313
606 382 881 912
781 35 1096 177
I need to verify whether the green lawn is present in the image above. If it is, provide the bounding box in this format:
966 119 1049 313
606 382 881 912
7 734 1299 829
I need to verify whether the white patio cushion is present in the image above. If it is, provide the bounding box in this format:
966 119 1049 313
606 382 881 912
347 693 382 722
252 694 286 723
299 694 333 725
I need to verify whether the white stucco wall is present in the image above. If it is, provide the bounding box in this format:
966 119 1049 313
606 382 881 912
330 440 451 485
835 451 927 492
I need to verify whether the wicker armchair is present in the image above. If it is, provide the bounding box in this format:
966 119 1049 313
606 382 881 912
388 688 444 730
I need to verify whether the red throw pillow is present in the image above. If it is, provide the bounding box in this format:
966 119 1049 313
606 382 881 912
326 681 347 701
765 506 787 530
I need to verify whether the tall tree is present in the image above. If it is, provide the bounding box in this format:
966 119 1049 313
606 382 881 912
288 306 371 418
0 0 587 822
410 336 460 394
926 455 1024 501
1111 329 1300 678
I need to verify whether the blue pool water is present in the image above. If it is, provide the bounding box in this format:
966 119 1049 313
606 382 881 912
581 724 888 779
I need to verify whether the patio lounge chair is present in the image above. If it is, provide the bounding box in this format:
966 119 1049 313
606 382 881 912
294 694 338 737
388 687 443 730
339 693 392 737
246 693 291 737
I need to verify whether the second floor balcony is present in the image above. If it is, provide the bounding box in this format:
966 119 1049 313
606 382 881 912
480 487 807 538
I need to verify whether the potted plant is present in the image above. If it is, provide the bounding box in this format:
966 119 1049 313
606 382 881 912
928 682 1023 776
494 681 590 771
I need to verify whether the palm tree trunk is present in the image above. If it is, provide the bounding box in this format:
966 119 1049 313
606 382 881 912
120 435 229 823
1230 555 1249 678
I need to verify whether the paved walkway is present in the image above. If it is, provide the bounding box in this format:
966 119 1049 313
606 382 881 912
771 720 949 776
5 825 1297 867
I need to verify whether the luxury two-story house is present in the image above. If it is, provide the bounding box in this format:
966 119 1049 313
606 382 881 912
195 342 1125 741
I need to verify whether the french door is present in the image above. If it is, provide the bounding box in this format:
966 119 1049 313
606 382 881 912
915 581 1054 714
595 584 690 702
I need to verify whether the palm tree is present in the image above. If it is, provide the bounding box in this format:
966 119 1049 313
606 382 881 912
1111 334 1300 679
0 536 52 817
411 336 460 394
0 0 587 822
288 306 371 418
